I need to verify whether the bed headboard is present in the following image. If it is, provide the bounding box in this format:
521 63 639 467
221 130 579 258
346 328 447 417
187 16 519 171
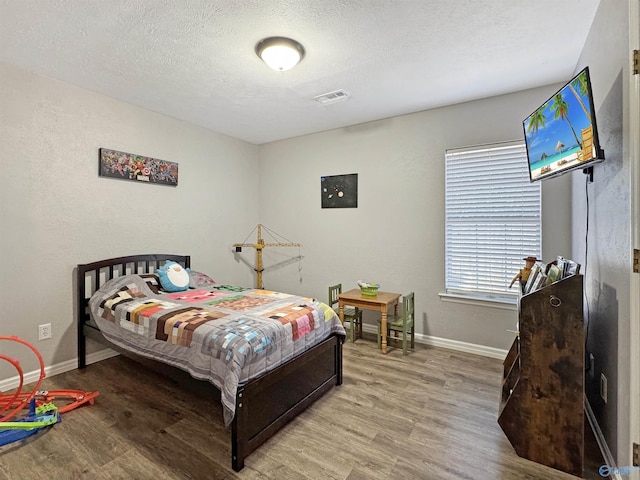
76 254 190 367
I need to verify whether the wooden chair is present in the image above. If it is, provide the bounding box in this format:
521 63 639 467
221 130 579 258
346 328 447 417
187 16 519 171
328 283 363 343
378 292 415 355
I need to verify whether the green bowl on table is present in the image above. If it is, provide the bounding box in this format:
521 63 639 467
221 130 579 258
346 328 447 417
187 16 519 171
358 282 380 296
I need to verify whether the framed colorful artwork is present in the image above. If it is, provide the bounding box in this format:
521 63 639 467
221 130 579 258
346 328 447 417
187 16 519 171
321 173 358 208
99 148 178 186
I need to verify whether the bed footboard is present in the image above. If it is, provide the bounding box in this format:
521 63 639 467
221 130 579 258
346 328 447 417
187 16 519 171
231 334 343 471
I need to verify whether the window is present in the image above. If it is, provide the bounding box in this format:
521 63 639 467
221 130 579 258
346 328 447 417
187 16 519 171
445 141 541 301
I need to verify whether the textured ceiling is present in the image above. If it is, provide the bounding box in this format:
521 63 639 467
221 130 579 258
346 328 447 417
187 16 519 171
0 0 601 144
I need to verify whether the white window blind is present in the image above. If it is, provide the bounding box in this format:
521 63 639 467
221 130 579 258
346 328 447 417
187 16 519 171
445 141 541 300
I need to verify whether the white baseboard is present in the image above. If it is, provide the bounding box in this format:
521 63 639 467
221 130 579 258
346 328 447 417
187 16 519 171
585 396 622 480
0 348 119 392
360 324 508 359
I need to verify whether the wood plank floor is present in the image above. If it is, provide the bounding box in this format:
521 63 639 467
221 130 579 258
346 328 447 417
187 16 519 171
0 337 607 479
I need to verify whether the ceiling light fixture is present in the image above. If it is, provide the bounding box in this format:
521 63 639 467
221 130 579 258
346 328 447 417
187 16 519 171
255 37 305 72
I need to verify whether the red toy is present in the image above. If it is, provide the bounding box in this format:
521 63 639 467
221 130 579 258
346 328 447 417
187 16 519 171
0 336 99 446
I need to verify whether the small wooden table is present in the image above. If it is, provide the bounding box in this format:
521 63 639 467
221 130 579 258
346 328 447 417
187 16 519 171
338 289 401 354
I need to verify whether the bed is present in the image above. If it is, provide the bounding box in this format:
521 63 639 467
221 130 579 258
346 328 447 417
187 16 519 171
76 254 345 471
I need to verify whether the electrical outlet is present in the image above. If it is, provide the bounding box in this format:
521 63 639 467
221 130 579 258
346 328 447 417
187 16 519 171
600 373 608 404
38 323 52 341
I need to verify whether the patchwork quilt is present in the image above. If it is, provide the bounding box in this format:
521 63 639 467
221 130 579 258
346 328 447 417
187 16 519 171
89 274 346 426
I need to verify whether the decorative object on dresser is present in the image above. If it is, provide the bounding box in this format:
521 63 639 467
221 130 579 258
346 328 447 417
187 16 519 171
498 273 584 477
509 256 538 292
77 254 344 472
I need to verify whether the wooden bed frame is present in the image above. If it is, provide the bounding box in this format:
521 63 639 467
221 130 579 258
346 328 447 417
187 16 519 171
76 254 343 472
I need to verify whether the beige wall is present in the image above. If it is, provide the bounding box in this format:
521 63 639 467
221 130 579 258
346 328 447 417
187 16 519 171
0 61 260 377
257 85 573 351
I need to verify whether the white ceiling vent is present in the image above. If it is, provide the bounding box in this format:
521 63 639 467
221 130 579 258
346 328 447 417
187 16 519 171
314 89 350 105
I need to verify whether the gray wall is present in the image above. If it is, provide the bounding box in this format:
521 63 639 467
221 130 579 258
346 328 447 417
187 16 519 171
0 61 260 377
258 85 573 352
571 0 632 466
1 4 632 464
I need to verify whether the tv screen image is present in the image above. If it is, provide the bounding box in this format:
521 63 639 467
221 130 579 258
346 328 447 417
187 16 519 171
523 67 603 182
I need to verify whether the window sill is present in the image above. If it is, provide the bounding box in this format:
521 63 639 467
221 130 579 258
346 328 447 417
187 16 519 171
438 292 517 311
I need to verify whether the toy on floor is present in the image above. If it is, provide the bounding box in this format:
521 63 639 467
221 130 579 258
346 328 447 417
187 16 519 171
0 336 99 447
0 400 59 446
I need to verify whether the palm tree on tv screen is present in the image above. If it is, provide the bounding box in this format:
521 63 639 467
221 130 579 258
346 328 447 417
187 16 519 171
568 71 591 123
527 108 546 141
550 93 581 148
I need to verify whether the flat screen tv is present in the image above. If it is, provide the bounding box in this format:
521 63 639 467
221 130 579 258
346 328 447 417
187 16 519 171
523 66 604 182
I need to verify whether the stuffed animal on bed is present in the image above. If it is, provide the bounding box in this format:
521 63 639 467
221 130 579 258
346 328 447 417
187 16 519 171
157 261 190 292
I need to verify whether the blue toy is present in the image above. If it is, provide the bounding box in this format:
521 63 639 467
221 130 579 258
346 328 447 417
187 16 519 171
0 400 60 447
157 261 190 292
